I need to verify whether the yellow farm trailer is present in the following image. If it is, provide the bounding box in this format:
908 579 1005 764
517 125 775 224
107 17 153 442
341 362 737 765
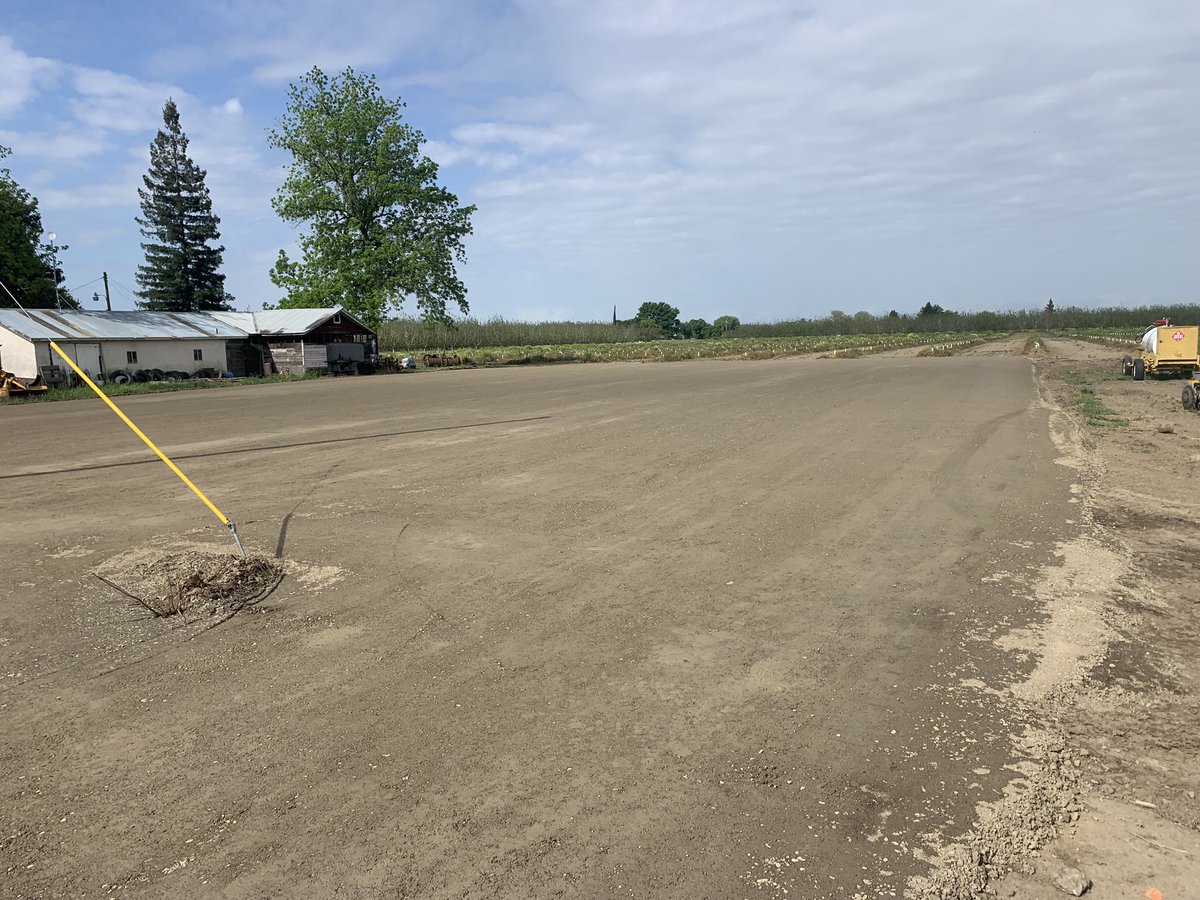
1122 320 1200 381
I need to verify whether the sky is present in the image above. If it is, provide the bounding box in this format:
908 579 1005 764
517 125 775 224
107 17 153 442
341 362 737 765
2 0 1198 323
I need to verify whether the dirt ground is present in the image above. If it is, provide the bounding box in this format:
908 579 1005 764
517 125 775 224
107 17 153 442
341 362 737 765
1 338 1197 899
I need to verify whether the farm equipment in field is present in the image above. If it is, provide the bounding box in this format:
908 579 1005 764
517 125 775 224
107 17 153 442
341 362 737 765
1122 319 1200 381
0 368 49 398
1182 379 1200 411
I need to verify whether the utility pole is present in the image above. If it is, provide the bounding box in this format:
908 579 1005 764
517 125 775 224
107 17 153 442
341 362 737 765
102 272 112 311
47 232 62 310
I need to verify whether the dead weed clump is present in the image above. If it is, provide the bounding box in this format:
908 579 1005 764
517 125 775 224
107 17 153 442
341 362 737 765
1023 334 1049 355
95 550 283 620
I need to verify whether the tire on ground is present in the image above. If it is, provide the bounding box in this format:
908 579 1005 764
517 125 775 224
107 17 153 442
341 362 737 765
1133 358 1145 381
1122 354 1133 376
1183 384 1197 411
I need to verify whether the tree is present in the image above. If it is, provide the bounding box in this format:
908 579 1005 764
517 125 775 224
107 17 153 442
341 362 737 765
918 302 946 317
634 301 681 338
0 146 76 309
1045 297 1055 313
268 67 476 328
681 318 715 339
713 315 740 332
135 100 232 311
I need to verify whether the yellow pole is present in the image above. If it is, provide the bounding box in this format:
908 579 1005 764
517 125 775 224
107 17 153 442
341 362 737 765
48 341 246 555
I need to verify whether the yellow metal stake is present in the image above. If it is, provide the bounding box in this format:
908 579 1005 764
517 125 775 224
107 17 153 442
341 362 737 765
48 340 246 556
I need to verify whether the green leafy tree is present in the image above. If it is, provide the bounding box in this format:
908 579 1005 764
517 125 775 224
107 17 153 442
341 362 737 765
634 301 681 337
135 100 232 311
268 67 476 328
0 146 76 309
681 318 715 339
713 315 740 332
918 302 946 317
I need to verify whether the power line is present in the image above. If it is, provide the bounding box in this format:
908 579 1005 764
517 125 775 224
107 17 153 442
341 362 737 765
108 279 141 304
68 276 104 293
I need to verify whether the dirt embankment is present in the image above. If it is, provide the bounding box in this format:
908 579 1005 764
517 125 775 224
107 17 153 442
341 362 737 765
930 336 1200 898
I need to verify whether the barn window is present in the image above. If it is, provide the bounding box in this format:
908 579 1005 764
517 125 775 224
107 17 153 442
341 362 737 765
332 312 342 324
193 349 203 361
126 351 138 364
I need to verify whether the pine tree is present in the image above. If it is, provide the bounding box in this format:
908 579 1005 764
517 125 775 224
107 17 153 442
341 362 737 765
135 100 233 311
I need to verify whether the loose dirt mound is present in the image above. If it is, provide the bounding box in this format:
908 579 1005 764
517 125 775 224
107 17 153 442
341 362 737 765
97 549 283 618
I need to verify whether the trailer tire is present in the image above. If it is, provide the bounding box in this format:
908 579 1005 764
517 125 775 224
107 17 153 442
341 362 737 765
1183 385 1197 411
1133 358 1145 381
1122 354 1134 376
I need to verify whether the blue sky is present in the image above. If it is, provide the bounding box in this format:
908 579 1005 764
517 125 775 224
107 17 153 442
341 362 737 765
3 0 1198 322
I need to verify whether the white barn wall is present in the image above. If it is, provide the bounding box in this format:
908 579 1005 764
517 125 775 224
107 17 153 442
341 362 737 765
0 325 39 380
2 331 230 381
51 339 230 377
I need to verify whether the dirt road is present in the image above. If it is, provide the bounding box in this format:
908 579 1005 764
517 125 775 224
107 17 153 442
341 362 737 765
0 350 1185 898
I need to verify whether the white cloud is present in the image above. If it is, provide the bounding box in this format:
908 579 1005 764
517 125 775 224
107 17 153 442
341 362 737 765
5 2 1200 319
0 36 58 116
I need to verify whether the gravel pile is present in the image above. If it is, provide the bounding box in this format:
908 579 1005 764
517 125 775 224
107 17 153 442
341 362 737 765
909 728 1085 899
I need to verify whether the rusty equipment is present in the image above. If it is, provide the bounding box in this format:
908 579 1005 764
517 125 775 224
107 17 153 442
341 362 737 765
0 368 49 399
423 354 462 367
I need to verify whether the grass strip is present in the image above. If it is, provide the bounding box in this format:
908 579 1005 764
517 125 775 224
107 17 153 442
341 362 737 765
1 371 322 404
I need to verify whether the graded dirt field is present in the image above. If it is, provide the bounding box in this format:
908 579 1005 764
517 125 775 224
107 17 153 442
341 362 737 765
2 342 1197 898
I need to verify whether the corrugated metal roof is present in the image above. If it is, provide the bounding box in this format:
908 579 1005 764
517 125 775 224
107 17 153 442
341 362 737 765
209 307 354 335
0 309 249 341
253 308 341 335
204 311 257 333
0 306 374 341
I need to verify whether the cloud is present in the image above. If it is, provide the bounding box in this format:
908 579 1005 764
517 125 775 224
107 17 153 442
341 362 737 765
0 36 59 116
414 0 1200 315
68 66 182 133
5 2 1200 320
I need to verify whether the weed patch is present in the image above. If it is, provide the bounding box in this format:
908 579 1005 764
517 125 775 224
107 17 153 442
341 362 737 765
1076 386 1128 427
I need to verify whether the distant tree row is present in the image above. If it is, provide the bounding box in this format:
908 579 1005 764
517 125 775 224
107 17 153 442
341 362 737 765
610 299 1193 341
623 302 742 339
